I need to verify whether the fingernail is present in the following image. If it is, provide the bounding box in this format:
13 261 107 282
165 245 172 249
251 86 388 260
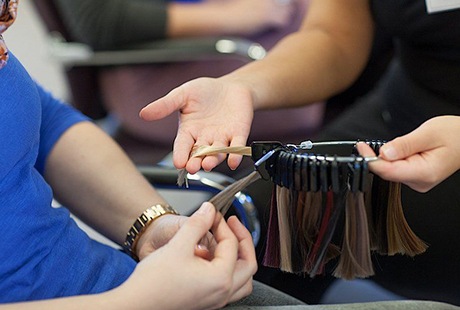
196 202 212 215
381 145 398 160
196 244 209 251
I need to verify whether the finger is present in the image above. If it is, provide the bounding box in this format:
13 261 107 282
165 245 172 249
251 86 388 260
226 216 257 292
194 232 218 260
139 87 184 121
169 202 216 253
358 140 439 190
173 130 199 170
227 135 249 170
227 216 256 263
356 142 384 178
356 142 412 182
379 125 439 161
368 152 447 193
201 141 231 172
209 211 239 272
190 135 231 173
194 244 212 260
184 135 219 173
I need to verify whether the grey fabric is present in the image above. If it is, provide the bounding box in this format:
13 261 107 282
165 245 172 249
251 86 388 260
228 281 305 307
320 279 404 304
227 301 458 310
225 281 459 309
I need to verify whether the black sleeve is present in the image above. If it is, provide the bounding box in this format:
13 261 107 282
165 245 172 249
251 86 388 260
53 0 168 50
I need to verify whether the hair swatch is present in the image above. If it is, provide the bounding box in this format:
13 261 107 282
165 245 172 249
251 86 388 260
178 140 428 279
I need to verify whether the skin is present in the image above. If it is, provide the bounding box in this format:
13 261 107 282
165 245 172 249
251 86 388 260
140 0 375 173
356 115 460 193
43 121 211 259
167 0 296 38
0 203 257 310
2 1 254 306
1 80 254 309
54 0 298 50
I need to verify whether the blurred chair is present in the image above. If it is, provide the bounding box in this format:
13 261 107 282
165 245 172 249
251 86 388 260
31 0 325 166
31 0 264 241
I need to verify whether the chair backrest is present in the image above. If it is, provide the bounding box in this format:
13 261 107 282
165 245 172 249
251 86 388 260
31 0 72 39
31 0 107 119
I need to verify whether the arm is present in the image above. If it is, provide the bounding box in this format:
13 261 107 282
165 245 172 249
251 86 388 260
357 116 460 193
53 0 294 50
167 0 294 38
226 0 375 109
35 84 190 258
140 0 375 172
44 121 174 248
0 203 257 310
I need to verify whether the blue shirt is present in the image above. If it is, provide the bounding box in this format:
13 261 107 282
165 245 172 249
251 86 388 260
0 54 136 302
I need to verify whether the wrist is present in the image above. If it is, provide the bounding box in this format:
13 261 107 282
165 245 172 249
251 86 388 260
135 213 181 260
222 72 262 111
123 204 179 261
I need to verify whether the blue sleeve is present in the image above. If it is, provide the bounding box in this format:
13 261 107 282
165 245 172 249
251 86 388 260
34 84 90 174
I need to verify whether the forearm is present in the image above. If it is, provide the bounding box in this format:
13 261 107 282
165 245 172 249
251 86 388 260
222 0 375 110
167 2 242 37
44 122 167 245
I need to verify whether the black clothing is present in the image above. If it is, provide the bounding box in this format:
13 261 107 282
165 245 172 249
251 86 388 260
254 0 460 306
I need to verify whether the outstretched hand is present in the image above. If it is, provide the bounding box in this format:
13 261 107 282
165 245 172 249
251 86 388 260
140 77 254 173
114 202 257 310
357 116 460 193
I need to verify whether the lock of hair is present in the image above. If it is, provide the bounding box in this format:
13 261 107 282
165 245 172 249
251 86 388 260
386 182 428 256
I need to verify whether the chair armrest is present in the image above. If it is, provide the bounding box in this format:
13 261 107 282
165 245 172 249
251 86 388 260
47 33 267 68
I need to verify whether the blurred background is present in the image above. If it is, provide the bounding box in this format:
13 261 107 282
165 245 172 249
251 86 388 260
4 1 68 101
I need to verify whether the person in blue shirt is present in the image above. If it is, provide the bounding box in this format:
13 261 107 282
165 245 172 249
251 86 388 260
0 1 261 308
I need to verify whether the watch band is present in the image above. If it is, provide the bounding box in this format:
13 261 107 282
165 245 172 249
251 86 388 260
123 204 179 260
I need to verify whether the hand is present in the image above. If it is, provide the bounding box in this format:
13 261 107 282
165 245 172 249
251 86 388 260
114 202 257 310
135 213 216 261
140 77 254 173
357 116 460 193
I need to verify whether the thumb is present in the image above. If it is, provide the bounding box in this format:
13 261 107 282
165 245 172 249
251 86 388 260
379 127 436 161
139 88 184 121
169 202 216 253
